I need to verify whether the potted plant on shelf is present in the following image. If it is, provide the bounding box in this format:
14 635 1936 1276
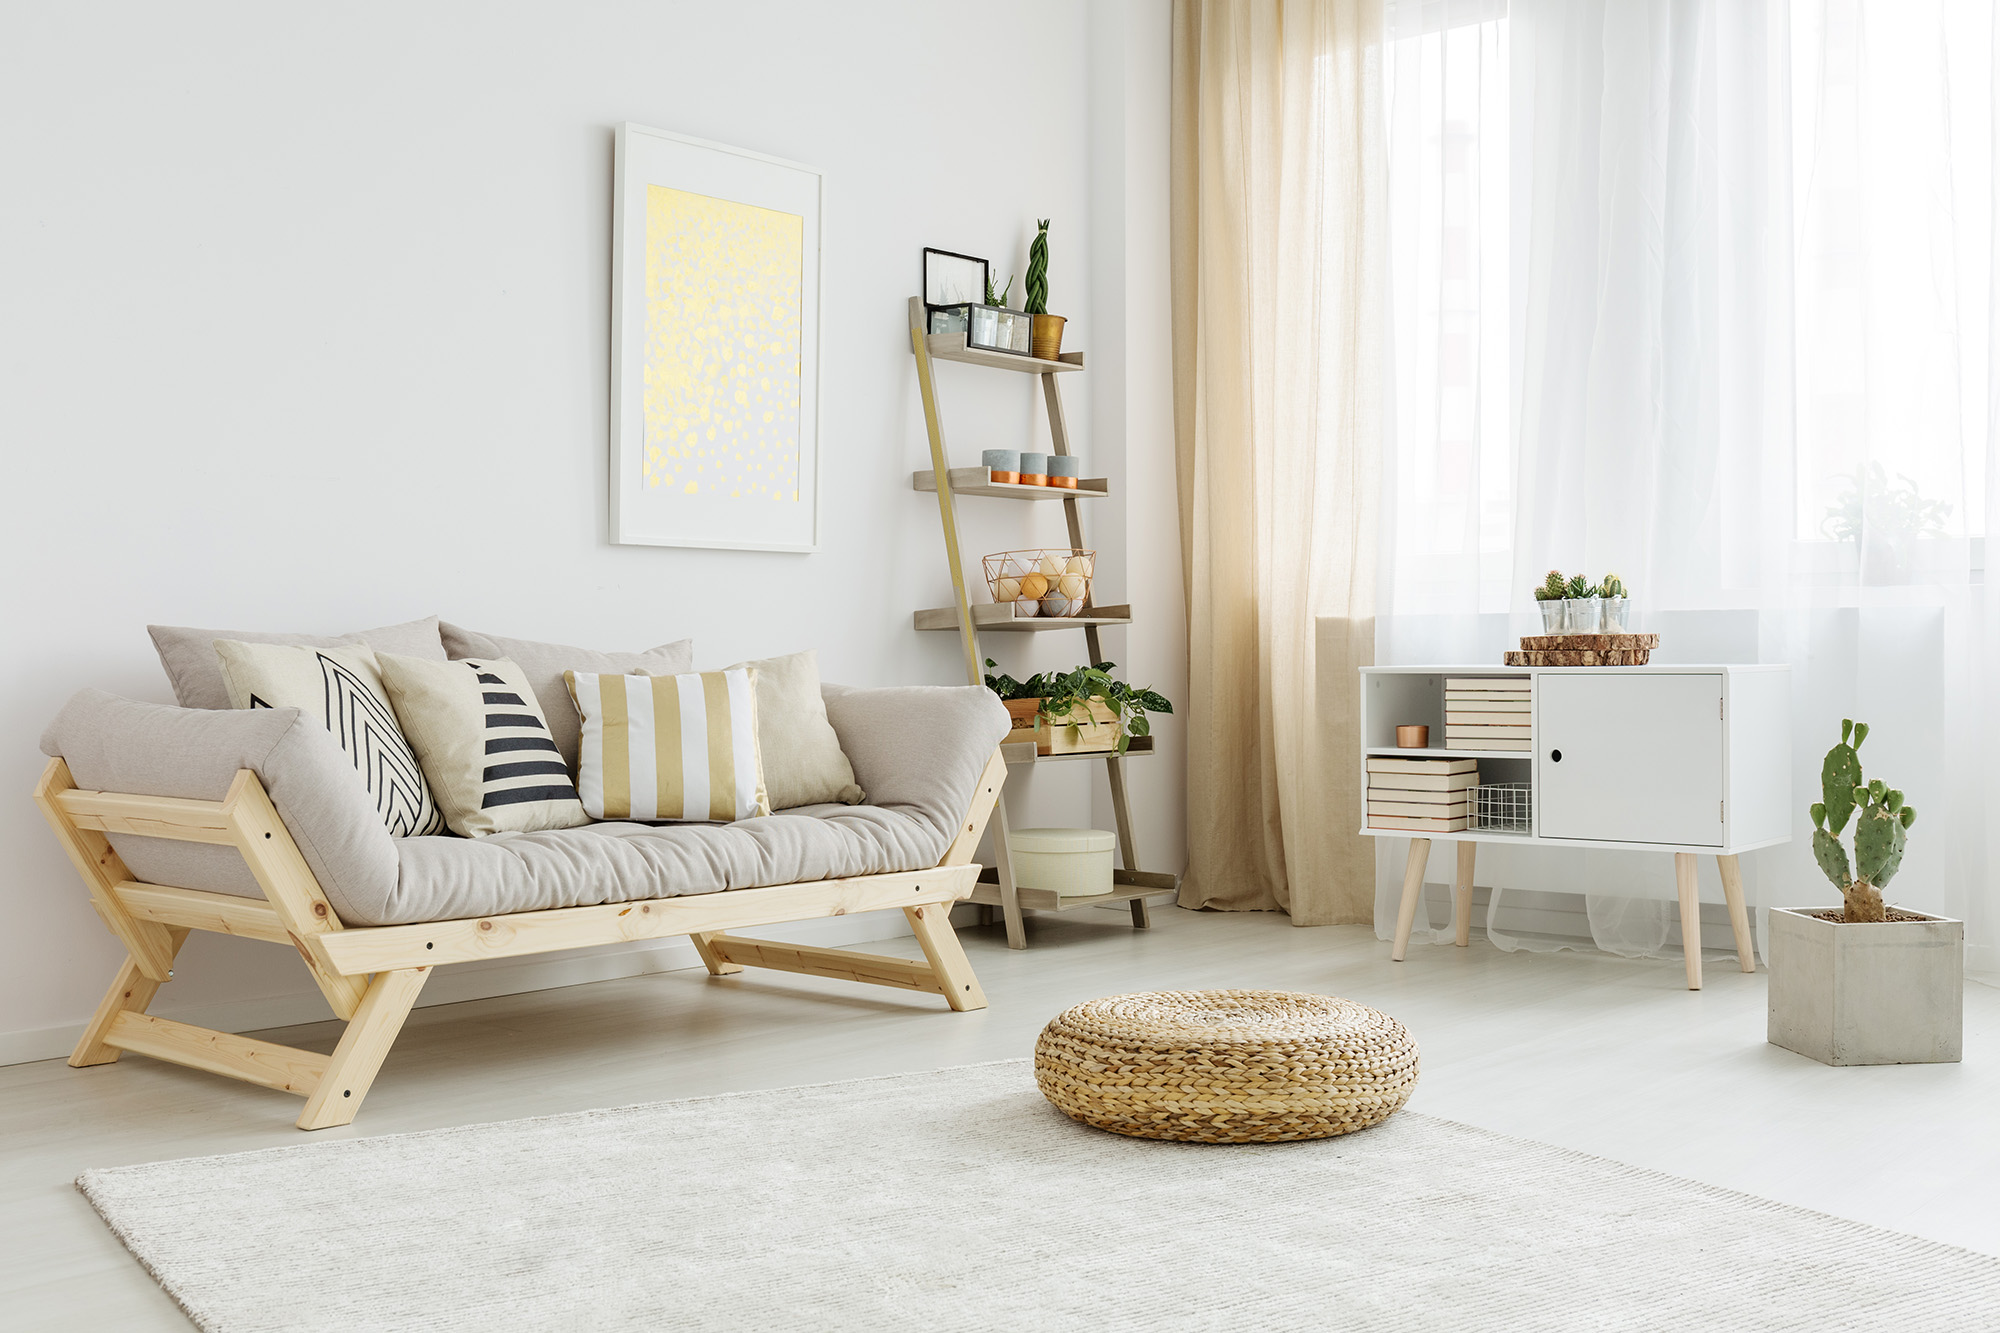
1768 719 1963 1066
983 658 1171 756
1534 569 1568 634
1025 218 1065 361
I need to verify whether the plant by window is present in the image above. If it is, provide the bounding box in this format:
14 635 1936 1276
983 658 1171 754
1821 463 1951 545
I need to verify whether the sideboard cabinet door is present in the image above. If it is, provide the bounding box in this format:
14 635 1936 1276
1536 673 1725 847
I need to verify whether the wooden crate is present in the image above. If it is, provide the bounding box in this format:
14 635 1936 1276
1004 697 1121 756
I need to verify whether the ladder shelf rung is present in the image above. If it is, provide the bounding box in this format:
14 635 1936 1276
914 604 1133 632
913 469 1107 500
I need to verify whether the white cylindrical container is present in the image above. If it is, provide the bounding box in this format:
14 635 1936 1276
1011 827 1116 897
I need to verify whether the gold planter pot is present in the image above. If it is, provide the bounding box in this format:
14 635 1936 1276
1031 313 1067 361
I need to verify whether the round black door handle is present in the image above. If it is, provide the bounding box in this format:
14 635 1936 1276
1550 749 1562 762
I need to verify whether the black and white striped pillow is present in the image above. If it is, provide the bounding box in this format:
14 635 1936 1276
376 653 589 837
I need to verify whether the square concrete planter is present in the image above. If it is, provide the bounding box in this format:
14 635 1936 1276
1767 906 1963 1066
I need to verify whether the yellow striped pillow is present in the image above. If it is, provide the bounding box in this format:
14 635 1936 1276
564 668 770 822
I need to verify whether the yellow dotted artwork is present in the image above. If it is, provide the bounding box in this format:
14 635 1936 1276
642 185 803 502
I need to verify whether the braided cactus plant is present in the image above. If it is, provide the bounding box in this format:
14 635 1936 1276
1809 719 1918 922
1535 569 1567 601
1025 219 1050 316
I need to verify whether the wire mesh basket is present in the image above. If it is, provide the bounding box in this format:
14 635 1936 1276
1474 781 1532 833
984 548 1094 618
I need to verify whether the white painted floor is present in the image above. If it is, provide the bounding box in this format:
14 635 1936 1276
3 905 1995 1329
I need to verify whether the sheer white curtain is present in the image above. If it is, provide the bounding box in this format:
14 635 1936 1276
1378 0 2000 970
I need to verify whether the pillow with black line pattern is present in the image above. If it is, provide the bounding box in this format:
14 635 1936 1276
374 651 590 837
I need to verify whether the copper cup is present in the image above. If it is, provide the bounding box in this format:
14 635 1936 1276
1395 725 1429 749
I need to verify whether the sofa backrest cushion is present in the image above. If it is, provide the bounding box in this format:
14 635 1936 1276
440 623 694 771
40 690 400 923
149 615 447 711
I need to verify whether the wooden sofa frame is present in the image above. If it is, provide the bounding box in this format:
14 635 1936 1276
33 749 1006 1130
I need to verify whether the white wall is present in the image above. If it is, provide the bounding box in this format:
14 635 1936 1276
0 1 1183 1060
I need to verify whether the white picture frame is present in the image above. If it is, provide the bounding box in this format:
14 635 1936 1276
611 123 823 552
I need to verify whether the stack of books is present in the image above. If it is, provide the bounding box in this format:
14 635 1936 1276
1445 677 1532 751
1365 757 1477 832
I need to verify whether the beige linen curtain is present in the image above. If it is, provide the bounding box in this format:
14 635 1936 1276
1171 0 1383 924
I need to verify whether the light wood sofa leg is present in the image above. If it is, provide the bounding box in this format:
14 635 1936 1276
297 966 430 1130
70 931 189 1067
903 903 987 1012
689 933 744 975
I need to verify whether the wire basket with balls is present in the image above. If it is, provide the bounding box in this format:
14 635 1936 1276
984 548 1094 618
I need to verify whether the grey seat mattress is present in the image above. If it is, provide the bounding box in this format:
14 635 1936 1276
42 683 1011 927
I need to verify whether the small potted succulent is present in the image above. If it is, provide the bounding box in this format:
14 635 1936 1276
1025 219 1065 361
1767 720 1963 1066
983 658 1171 755
1562 573 1600 634
1599 573 1631 632
1533 570 1567 634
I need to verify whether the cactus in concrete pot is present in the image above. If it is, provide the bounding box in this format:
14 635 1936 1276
1807 719 1917 922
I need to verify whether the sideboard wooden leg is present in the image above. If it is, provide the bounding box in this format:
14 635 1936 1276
1674 852 1702 990
1716 854 1755 973
1391 838 1433 962
1453 841 1477 947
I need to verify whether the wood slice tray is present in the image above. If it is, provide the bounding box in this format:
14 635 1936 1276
1505 648 1652 666
1518 634 1659 650
1506 633 1659 667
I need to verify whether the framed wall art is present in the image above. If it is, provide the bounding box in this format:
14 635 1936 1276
611 123 823 551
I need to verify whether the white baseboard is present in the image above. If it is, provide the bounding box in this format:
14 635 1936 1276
0 907 914 1070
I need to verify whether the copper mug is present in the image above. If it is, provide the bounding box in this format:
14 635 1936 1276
1395 725 1430 749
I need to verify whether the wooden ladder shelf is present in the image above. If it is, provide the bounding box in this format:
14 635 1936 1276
907 296 1173 948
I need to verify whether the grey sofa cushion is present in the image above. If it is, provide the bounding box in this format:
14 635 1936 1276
39 682 1011 929
440 623 694 771
367 684 1011 926
39 690 400 922
149 615 447 710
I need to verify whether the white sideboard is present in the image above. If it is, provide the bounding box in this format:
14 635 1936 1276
1359 665 1792 988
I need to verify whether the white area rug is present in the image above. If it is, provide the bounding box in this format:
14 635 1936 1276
81 1061 2000 1332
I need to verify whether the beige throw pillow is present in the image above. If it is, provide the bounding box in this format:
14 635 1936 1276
720 651 863 809
566 668 770 822
376 653 590 838
212 640 446 837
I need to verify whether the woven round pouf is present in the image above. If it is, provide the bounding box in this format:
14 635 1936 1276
1034 990 1419 1144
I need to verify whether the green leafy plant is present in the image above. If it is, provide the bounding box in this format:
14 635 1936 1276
1025 219 1051 315
1808 719 1918 923
984 271 1014 308
983 658 1170 754
1535 570 1568 602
